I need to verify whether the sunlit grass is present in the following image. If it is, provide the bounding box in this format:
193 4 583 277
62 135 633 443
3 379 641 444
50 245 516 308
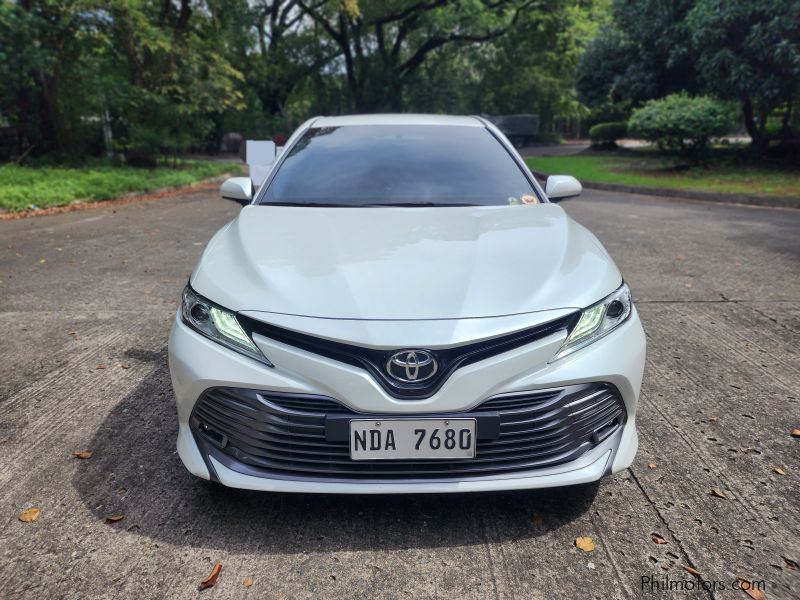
525 152 800 199
0 161 242 211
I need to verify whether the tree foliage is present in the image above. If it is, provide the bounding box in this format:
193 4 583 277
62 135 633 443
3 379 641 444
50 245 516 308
294 0 544 112
576 0 697 110
6 0 794 162
687 0 800 149
0 0 247 161
0 0 595 161
576 0 800 148
103 0 247 161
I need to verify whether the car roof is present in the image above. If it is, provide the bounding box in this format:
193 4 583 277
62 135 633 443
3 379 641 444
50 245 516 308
310 114 484 128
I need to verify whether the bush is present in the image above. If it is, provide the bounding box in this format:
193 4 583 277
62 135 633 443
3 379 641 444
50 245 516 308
627 93 732 162
588 122 628 146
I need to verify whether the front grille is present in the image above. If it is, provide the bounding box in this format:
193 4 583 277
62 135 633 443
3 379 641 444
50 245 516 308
190 383 626 481
237 313 578 399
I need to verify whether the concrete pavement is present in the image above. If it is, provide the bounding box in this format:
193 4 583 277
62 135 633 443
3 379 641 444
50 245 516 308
0 188 798 599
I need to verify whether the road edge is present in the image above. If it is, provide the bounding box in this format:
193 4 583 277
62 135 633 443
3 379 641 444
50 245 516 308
0 175 233 221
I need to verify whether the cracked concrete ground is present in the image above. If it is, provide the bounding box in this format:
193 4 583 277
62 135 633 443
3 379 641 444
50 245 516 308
0 188 798 599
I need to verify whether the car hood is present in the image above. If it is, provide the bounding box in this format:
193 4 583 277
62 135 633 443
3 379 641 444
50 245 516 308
191 204 621 320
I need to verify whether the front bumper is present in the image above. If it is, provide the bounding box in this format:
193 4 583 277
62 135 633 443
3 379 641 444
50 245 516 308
168 309 645 493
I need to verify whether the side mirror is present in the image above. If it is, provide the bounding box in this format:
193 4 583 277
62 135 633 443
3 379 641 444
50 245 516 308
545 175 582 201
220 177 253 206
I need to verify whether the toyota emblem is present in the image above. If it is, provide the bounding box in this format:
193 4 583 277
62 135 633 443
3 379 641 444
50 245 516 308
385 350 438 383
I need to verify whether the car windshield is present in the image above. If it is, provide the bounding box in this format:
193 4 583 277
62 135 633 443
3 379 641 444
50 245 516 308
259 124 539 207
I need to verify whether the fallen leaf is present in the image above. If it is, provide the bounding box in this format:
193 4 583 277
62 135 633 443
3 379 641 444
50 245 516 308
683 565 702 577
709 488 727 499
735 577 765 600
19 507 41 523
243 577 253 588
104 515 124 524
647 463 657 469
575 537 595 552
531 512 543 527
773 467 786 476
72 451 93 459
708 416 719 423
95 364 107 369
119 364 130 369
652 533 668 545
199 563 222 590
791 428 800 438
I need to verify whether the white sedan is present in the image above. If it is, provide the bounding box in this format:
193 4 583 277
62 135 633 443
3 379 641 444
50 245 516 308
168 114 646 493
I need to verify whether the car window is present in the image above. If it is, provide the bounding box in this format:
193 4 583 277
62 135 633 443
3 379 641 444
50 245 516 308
259 125 539 207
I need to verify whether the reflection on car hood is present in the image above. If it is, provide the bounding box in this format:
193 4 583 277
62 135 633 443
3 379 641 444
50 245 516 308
191 204 621 320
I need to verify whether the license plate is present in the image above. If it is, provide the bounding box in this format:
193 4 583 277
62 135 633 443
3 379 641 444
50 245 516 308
349 418 476 460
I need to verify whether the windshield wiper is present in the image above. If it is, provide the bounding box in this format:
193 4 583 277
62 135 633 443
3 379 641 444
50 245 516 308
262 201 481 208
361 202 480 207
264 202 358 207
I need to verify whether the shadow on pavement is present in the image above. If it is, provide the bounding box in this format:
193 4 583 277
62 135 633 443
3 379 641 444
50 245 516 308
73 347 599 554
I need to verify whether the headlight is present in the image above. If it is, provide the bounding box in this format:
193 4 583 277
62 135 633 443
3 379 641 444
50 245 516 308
181 285 272 366
552 283 632 361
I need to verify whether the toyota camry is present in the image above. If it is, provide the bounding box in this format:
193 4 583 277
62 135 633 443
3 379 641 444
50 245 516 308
168 114 646 493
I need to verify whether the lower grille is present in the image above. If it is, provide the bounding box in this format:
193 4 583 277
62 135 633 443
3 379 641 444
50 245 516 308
190 383 626 481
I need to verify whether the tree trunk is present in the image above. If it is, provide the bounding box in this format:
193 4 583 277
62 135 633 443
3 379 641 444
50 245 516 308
741 97 768 151
779 91 793 144
37 69 65 156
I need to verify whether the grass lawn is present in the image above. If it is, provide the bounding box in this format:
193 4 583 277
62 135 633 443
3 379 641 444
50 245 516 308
0 160 242 212
525 152 800 199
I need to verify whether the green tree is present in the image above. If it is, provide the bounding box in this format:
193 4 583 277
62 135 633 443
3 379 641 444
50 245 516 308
576 0 800 149
475 0 600 136
688 0 800 149
212 0 336 119
296 0 537 112
0 0 605 161
0 0 104 158
575 0 698 110
101 0 246 160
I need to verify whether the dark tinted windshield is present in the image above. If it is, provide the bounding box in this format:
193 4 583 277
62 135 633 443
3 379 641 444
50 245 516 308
260 124 538 207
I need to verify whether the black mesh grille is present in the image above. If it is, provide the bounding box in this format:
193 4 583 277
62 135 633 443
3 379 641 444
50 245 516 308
190 383 626 481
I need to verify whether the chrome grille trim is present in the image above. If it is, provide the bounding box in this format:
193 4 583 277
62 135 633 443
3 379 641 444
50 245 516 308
238 313 578 399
